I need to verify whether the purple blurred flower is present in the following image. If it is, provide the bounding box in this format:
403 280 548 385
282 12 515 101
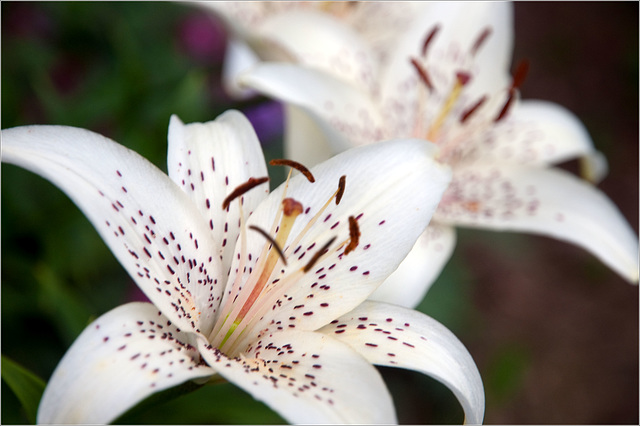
243 101 284 146
3 2 54 40
177 13 227 65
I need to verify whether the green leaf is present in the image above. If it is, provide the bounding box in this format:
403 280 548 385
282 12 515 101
1 355 46 424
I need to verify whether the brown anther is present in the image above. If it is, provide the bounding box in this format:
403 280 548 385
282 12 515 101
270 159 315 183
410 58 434 92
336 175 347 205
303 237 337 273
222 176 269 210
282 198 304 217
494 90 515 122
249 225 287 266
455 71 472 86
460 95 488 123
471 27 492 56
343 216 360 255
421 24 441 57
510 59 530 90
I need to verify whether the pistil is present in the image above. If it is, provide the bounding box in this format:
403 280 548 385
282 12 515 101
426 71 472 141
213 198 303 349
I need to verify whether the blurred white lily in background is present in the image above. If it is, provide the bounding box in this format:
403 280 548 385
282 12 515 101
2 111 485 424
226 2 638 303
200 1 427 99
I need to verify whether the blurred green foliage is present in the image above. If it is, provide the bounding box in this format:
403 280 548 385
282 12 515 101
1 355 46 424
1 2 478 424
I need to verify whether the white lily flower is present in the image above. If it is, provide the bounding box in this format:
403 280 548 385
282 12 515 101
236 2 639 298
198 1 427 98
2 110 485 424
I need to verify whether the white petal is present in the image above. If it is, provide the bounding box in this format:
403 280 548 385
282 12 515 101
256 9 378 93
283 104 335 167
198 330 396 424
37 302 214 424
199 1 289 32
471 100 609 180
369 224 457 308
167 111 269 282
341 2 432 62
239 62 386 148
318 301 485 424
231 138 451 335
436 162 639 283
221 37 262 99
2 125 224 334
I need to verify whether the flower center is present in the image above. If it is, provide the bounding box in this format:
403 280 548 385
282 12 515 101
208 162 358 357
316 1 358 18
408 25 529 165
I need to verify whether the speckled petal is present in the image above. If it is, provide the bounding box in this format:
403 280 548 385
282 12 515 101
238 63 386 148
167 111 269 282
2 125 223 334
471 100 609 181
341 2 431 62
197 330 396 424
37 302 214 424
230 138 451 336
436 162 639 283
200 2 288 33
318 300 484 424
256 9 378 93
369 224 457 308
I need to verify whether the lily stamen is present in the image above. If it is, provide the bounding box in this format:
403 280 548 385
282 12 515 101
343 216 360 255
427 71 472 141
303 236 337 273
494 60 529 122
222 176 269 210
210 197 304 349
285 174 346 257
459 95 488 124
225 233 339 354
410 57 434 93
470 27 492 56
249 225 287 266
336 175 347 205
510 59 530 91
270 158 316 183
421 24 441 58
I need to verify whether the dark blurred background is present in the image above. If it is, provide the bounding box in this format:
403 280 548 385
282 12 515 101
2 2 638 424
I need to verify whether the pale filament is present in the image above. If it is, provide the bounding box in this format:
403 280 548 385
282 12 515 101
210 198 299 348
284 181 344 257
426 73 469 142
209 171 291 345
215 177 353 355
208 198 249 343
210 165 322 351
224 233 341 355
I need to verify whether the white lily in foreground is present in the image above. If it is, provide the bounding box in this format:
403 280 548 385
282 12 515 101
237 2 639 302
2 110 485 424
